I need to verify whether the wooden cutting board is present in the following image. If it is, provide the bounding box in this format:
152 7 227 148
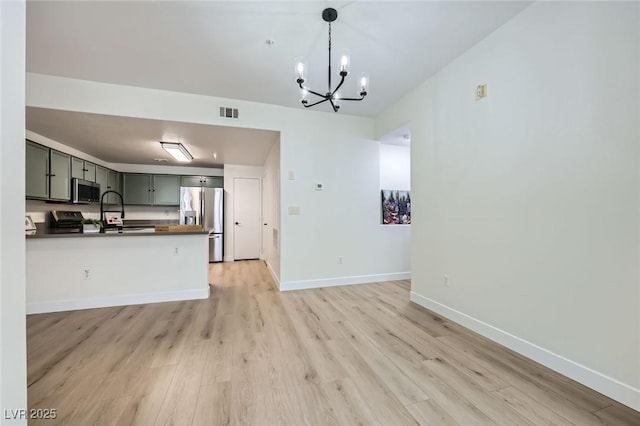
154 224 203 232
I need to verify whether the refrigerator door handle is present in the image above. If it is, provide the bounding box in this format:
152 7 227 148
200 189 205 227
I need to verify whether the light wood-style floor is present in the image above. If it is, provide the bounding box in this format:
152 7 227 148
27 260 639 425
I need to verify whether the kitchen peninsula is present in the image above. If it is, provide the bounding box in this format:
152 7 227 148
26 229 210 314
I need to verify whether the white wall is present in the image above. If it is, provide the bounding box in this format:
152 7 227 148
380 144 411 191
0 0 27 423
26 234 209 313
26 75 411 290
377 1 640 410
377 143 411 276
223 164 264 262
263 141 281 282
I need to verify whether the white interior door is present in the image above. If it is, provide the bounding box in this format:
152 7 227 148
233 177 261 260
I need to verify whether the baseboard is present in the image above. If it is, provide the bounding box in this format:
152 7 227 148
280 272 411 292
410 291 640 412
27 287 210 315
223 256 234 262
264 260 280 289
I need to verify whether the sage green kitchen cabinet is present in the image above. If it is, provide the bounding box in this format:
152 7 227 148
181 175 223 188
83 162 96 182
49 150 71 201
25 141 49 199
152 175 180 205
122 173 179 205
95 165 109 203
122 173 152 205
106 170 121 204
71 157 96 182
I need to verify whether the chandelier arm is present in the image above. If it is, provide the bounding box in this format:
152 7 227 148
306 89 329 99
298 81 327 99
329 98 339 112
303 97 331 108
330 73 347 97
337 96 366 101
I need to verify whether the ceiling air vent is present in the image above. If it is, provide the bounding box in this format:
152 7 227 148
219 107 239 119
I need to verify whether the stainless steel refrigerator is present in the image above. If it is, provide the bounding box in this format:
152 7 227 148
180 187 223 262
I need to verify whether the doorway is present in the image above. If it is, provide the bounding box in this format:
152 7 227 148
233 177 261 260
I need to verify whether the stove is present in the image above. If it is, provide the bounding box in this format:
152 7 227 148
47 210 84 233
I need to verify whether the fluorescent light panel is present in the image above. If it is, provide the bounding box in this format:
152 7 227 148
160 142 193 162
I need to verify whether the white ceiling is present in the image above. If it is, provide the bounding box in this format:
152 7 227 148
26 1 531 117
26 107 279 168
25 1 530 167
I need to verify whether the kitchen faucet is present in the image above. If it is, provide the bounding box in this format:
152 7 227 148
100 190 125 233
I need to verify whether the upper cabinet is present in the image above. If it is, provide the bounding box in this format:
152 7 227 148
71 157 96 182
26 141 72 201
153 175 180 205
25 141 50 199
106 169 121 204
122 173 179 206
49 150 71 201
95 165 109 203
181 175 223 188
122 174 152 205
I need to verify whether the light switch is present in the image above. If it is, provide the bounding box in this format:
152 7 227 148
288 170 295 180
288 206 301 215
475 83 487 101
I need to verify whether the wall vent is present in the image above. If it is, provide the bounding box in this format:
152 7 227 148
219 107 239 119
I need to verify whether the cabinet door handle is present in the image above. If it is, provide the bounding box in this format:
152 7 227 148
50 174 55 177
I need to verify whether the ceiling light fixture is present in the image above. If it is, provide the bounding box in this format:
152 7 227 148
294 8 369 112
160 142 193 162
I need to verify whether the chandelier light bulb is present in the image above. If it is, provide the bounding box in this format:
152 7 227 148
294 56 307 81
357 72 370 95
338 49 350 74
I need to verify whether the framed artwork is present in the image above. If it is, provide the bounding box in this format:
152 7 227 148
381 190 411 225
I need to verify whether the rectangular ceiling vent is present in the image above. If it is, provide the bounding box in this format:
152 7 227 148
219 107 239 119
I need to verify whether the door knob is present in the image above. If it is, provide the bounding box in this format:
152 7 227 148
235 222 239 225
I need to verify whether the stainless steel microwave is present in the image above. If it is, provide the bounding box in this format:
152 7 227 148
72 178 100 204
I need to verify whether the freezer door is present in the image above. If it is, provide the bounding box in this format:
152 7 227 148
209 234 223 262
213 188 223 234
202 187 223 233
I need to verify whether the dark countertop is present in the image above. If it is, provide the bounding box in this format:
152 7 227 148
26 230 208 239
26 222 208 239
26 230 209 239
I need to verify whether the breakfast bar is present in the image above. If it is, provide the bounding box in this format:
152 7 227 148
26 230 210 314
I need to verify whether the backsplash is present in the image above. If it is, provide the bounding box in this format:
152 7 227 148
26 200 180 223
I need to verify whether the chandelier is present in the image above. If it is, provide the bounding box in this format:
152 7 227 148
294 8 369 112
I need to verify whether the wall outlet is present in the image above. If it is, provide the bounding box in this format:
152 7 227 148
443 274 450 287
173 247 179 255
315 182 323 191
83 269 91 280
337 256 343 264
